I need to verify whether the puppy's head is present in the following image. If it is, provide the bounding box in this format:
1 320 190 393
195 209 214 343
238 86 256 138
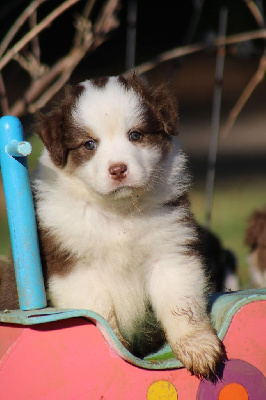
35 74 179 198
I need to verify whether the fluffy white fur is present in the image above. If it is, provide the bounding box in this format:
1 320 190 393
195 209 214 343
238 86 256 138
33 76 225 379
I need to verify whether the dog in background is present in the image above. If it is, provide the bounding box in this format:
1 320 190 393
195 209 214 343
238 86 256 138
245 206 266 288
197 225 239 293
0 74 226 380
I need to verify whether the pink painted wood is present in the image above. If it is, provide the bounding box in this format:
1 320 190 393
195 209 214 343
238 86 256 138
0 301 265 399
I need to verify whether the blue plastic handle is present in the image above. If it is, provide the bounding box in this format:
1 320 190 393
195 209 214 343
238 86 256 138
0 116 46 310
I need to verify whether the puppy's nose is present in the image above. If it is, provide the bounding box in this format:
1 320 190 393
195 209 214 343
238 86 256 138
109 163 128 180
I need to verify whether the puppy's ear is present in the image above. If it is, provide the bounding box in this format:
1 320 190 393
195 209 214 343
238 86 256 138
124 74 179 136
34 84 84 167
34 109 67 167
152 84 179 136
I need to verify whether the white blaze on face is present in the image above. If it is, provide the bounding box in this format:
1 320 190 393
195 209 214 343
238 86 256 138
71 78 162 197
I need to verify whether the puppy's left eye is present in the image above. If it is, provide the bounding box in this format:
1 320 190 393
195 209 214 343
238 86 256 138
84 140 97 150
129 131 142 141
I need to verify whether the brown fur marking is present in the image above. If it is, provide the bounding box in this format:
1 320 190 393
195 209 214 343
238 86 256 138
121 73 179 137
33 84 86 167
0 260 19 310
91 76 109 88
37 227 76 281
245 207 266 273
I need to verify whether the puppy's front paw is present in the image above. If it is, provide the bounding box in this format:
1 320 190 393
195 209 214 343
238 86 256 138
172 326 227 381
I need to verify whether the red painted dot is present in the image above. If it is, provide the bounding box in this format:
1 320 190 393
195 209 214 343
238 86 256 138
219 383 249 400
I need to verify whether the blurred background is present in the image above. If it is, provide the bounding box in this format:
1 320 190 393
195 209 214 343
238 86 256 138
0 0 265 288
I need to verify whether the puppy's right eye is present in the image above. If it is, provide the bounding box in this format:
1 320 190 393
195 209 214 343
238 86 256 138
84 140 97 150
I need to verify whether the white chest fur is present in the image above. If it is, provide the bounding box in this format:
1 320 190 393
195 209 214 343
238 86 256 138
36 179 161 336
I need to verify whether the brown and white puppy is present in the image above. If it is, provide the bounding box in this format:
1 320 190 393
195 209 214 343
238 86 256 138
0 74 226 379
245 207 266 288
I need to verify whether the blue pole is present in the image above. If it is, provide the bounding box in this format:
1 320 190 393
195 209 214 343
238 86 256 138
0 116 46 310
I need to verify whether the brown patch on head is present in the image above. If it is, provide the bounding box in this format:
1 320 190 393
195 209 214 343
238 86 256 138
66 136 98 168
117 75 129 88
70 84 85 98
116 73 179 158
120 73 179 137
128 129 173 158
91 76 109 89
34 84 86 167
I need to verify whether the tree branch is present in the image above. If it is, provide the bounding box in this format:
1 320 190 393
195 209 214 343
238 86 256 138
9 0 120 117
0 0 47 59
243 0 264 28
0 72 9 115
221 0 266 136
222 54 266 136
12 52 48 79
0 0 82 71
129 29 266 76
74 0 97 46
29 9 41 62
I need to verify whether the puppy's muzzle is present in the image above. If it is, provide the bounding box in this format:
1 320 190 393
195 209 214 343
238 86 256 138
109 163 128 181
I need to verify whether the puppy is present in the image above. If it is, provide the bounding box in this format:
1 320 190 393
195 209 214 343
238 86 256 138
245 207 266 288
0 74 226 379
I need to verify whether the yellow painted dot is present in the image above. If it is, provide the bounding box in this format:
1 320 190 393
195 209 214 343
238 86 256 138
219 383 249 400
147 380 177 400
